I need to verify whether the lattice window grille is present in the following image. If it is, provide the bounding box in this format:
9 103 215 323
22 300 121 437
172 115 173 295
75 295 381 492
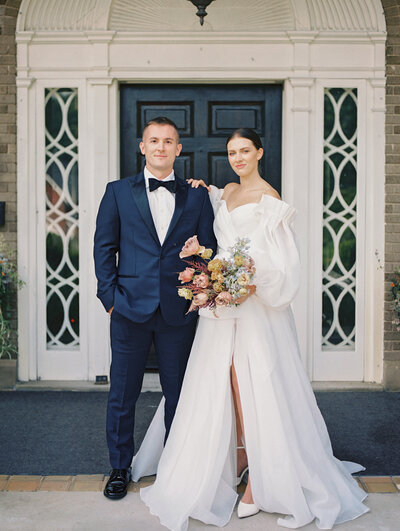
322 88 357 350
45 88 79 348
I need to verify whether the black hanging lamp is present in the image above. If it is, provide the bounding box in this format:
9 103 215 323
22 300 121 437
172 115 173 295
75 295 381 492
187 0 216 26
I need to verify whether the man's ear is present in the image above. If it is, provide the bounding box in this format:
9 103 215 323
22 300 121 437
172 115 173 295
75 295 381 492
176 143 183 157
139 141 145 155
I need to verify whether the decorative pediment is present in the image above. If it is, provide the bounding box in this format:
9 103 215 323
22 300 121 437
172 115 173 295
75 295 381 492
17 0 386 33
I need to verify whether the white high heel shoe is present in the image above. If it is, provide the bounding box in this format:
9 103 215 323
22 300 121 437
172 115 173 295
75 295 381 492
236 466 249 486
236 445 248 486
237 501 260 519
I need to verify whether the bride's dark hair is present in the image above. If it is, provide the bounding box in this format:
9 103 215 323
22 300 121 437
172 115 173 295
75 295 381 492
226 128 263 150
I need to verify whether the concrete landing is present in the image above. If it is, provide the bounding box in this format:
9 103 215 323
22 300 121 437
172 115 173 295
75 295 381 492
0 492 399 531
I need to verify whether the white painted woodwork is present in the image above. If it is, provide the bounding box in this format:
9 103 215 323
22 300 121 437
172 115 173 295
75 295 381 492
16 0 386 381
17 0 386 32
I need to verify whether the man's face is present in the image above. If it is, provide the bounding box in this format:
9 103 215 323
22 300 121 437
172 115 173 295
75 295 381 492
140 124 182 177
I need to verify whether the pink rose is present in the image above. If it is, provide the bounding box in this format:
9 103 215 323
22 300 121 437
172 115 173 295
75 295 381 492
179 235 201 258
193 273 210 288
215 291 233 306
193 292 209 306
178 267 195 284
186 301 198 313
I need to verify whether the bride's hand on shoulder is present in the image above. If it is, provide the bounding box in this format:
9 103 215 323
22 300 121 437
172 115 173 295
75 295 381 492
187 179 210 192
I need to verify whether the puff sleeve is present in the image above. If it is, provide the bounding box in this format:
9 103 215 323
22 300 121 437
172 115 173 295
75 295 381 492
208 185 224 215
252 195 301 311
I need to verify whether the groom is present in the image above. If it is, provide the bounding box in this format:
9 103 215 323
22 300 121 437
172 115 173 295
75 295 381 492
94 116 216 500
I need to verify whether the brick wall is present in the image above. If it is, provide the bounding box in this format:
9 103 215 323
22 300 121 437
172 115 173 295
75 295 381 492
382 0 400 389
0 0 21 355
0 0 20 246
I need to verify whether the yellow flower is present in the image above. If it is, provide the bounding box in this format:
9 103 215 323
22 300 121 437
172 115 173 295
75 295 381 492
178 288 193 300
239 288 248 296
211 271 224 283
213 282 224 293
234 254 245 267
199 248 213 260
237 273 250 286
208 259 223 272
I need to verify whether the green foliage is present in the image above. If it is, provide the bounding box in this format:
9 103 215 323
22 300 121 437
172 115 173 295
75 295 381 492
0 314 18 360
0 236 25 359
391 270 400 333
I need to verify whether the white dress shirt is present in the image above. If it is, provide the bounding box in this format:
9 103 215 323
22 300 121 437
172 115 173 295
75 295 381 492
144 167 176 245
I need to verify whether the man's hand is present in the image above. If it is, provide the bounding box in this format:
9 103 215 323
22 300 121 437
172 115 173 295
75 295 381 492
108 306 114 315
187 179 210 192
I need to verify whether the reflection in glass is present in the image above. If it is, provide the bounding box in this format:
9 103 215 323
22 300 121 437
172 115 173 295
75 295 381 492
322 88 357 350
45 88 79 349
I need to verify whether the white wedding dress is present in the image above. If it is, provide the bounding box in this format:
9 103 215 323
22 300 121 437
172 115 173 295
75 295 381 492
133 187 369 530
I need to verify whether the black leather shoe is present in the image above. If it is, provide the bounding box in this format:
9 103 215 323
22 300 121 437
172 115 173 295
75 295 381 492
103 468 132 500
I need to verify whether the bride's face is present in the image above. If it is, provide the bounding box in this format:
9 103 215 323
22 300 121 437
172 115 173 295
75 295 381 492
227 136 263 178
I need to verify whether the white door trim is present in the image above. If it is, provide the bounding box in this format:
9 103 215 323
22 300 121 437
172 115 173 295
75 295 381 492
16 29 386 381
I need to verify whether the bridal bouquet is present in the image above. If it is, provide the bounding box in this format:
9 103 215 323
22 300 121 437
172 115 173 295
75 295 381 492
177 235 256 313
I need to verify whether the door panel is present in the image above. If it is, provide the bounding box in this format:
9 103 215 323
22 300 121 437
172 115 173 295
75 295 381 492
120 84 282 192
120 84 282 369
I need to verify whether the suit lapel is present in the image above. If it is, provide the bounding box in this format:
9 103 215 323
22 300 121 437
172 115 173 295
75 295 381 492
164 175 188 243
129 172 160 246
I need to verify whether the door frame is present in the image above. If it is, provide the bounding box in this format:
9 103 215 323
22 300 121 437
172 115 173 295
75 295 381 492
16 30 385 382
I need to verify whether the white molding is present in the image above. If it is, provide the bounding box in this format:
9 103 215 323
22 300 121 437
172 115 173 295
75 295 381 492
312 79 376 381
17 0 386 32
285 77 315 376
17 80 36 381
15 30 387 46
364 78 385 383
15 1 387 382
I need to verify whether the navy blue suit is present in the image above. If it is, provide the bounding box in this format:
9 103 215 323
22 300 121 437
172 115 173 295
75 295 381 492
94 171 216 468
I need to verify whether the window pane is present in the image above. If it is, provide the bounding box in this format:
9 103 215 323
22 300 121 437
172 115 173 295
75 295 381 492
45 88 79 349
322 88 357 350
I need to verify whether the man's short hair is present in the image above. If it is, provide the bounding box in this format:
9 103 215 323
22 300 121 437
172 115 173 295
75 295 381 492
142 116 180 141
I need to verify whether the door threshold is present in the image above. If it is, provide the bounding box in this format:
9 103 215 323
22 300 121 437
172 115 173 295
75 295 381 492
13 373 162 392
12 379 382 393
311 381 383 391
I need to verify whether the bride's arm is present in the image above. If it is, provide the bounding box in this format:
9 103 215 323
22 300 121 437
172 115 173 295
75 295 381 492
254 197 301 311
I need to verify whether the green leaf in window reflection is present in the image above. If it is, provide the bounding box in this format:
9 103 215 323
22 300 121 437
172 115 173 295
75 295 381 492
339 227 356 272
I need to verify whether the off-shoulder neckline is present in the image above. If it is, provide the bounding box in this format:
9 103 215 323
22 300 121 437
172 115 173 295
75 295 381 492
221 193 283 214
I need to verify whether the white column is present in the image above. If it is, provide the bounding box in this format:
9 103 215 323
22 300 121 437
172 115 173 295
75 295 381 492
364 77 385 382
16 77 36 381
284 77 315 378
86 77 115 381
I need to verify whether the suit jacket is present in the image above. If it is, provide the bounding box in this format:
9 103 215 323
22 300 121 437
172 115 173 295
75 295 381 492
93 171 217 326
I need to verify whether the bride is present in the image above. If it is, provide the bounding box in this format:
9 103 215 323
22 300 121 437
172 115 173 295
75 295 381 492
132 128 369 530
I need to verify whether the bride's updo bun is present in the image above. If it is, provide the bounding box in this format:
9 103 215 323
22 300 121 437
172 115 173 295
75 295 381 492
226 128 263 150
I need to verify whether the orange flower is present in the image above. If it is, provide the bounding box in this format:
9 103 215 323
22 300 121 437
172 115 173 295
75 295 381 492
391 283 395 287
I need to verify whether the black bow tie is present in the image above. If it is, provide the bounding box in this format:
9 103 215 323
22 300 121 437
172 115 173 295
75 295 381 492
148 178 176 193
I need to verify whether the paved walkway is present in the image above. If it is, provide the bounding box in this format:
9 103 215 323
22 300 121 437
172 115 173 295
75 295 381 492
1 475 400 530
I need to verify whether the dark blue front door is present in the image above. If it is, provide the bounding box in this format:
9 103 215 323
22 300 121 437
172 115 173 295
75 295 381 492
120 83 282 192
120 84 283 369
